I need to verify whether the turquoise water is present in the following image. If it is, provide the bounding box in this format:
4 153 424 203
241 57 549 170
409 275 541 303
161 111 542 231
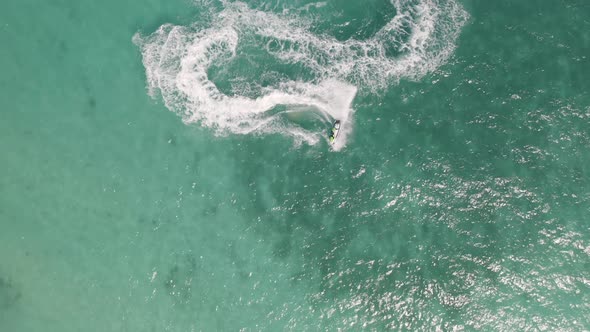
1 0 589 330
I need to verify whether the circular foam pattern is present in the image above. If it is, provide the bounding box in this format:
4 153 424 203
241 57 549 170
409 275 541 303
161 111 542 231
133 0 468 149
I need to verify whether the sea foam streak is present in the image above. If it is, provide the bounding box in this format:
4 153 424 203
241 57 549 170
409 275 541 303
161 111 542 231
134 0 468 149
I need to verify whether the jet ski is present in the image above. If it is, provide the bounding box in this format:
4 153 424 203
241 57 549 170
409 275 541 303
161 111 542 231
329 120 340 144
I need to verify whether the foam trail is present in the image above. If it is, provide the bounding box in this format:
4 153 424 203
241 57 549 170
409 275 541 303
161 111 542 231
134 0 468 149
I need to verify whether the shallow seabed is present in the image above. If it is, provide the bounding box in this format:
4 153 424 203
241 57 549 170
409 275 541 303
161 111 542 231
0 0 589 330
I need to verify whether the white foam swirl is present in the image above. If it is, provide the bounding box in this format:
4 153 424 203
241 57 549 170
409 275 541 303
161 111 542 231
133 0 468 149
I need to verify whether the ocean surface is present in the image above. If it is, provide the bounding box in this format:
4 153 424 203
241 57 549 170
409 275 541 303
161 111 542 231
1 0 589 330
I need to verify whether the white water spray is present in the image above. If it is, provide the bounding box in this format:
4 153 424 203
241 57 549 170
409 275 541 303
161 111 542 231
134 0 468 150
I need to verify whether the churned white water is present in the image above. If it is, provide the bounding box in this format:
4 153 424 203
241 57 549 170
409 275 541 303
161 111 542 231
134 0 468 148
